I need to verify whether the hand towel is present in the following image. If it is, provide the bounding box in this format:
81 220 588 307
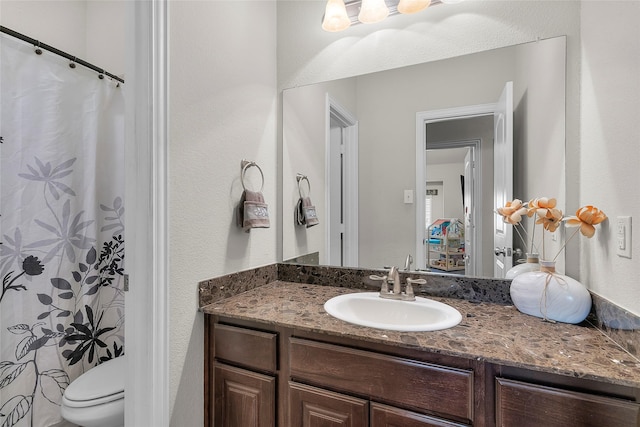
238 190 270 232
295 196 319 228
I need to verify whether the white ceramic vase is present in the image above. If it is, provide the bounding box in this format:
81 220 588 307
509 260 592 324
505 253 540 280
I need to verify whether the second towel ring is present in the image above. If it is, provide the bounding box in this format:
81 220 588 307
296 173 311 198
241 160 264 192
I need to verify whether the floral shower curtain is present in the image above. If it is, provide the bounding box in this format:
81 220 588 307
0 35 125 427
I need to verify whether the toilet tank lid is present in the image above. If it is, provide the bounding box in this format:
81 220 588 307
65 356 125 403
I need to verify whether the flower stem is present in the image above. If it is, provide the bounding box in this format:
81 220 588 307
530 221 537 254
513 224 529 251
553 227 581 262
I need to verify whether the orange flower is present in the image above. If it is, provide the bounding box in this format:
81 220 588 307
565 205 607 238
497 199 527 225
536 207 563 232
527 197 557 218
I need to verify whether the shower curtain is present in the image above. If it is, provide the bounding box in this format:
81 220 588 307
0 35 125 427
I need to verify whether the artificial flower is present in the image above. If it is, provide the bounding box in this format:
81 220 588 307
497 199 528 225
565 205 607 238
536 206 563 232
527 197 557 218
498 196 606 263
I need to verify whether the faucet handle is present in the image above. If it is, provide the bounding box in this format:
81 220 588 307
405 277 427 295
369 274 389 293
404 278 425 300
406 277 426 287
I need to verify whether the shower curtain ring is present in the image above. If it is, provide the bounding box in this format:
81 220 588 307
98 69 105 80
69 57 76 69
34 41 42 55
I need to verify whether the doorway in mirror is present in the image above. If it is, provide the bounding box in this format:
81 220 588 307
416 81 514 278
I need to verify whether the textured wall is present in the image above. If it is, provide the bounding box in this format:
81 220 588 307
580 2 640 315
168 1 278 425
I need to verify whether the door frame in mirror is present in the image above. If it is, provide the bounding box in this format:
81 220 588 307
415 104 496 272
326 95 359 266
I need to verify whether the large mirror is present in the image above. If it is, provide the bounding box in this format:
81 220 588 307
282 36 566 279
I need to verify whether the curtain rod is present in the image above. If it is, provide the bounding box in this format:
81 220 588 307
0 25 125 84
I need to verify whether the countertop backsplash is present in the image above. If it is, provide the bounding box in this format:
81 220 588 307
198 263 640 361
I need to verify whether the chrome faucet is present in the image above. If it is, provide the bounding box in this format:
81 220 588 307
403 254 413 271
388 266 402 295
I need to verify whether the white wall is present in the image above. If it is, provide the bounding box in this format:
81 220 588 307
282 78 358 264
580 2 640 315
0 1 125 76
513 36 567 266
168 1 278 425
427 162 464 218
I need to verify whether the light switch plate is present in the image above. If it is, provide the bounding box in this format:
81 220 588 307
616 216 632 258
404 190 414 204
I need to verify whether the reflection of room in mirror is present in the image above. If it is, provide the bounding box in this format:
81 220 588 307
282 36 566 279
425 182 443 228
426 119 491 277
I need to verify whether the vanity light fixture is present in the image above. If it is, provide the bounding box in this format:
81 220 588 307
397 0 431 14
322 0 463 32
358 0 390 24
322 0 352 32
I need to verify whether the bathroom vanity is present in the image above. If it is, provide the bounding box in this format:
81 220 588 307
201 280 640 427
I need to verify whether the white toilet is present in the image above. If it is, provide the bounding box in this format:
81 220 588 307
61 356 125 427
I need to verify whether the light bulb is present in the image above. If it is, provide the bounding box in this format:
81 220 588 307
397 0 431 14
322 0 351 32
358 0 389 24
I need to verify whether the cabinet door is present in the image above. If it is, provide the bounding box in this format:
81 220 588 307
214 363 275 427
371 402 469 427
289 382 368 427
496 378 640 427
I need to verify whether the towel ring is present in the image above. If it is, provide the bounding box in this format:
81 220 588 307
241 160 264 192
296 173 311 198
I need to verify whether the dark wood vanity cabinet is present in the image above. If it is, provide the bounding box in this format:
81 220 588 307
208 322 278 427
205 316 640 427
214 363 275 427
495 377 640 427
288 337 475 425
206 317 480 427
289 382 369 426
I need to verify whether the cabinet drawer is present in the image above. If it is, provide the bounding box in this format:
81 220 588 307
371 402 469 427
496 378 640 427
290 338 473 423
214 324 277 373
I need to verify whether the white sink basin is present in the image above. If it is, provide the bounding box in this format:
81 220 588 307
324 292 462 332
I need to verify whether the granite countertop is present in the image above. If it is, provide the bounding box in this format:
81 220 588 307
202 280 640 389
